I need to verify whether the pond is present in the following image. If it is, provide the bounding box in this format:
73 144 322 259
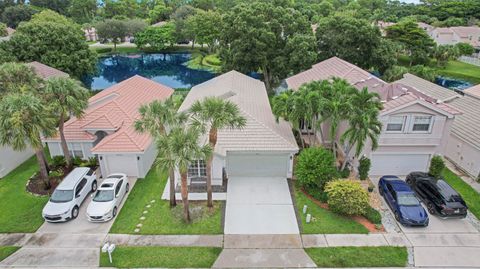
81 53 217 90
435 76 473 92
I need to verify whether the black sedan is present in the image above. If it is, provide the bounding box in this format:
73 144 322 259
406 172 468 218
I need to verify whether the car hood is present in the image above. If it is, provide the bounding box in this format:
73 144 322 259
43 201 71 216
87 200 115 216
400 205 428 221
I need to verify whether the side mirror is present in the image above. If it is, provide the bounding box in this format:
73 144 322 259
90 194 94 198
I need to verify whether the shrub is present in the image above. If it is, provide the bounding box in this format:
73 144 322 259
72 156 83 166
455 43 475 56
363 206 382 224
49 169 64 178
358 156 371 180
338 167 350 178
429 155 445 178
325 180 369 216
51 155 66 167
296 147 337 190
0 23 7 37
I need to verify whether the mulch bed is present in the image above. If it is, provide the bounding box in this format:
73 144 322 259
26 166 73 196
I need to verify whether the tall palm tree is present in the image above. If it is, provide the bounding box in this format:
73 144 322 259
134 98 187 207
157 126 212 222
0 93 56 187
44 77 90 168
189 97 246 207
272 90 306 148
340 87 383 170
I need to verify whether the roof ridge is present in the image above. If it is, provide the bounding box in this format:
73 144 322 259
91 129 143 152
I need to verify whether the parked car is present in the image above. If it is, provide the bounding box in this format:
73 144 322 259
86 173 129 222
379 175 429 227
406 172 468 218
42 167 97 222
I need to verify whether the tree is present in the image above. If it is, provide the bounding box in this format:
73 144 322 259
127 19 148 36
157 126 211 222
409 65 437 82
296 147 337 191
0 23 6 37
148 2 172 23
220 1 317 91
0 62 42 97
7 10 97 77
103 0 139 19
1 5 36 28
134 98 187 207
30 0 71 15
170 5 196 43
184 10 222 52
44 77 89 168
68 0 97 24
135 23 176 51
96 19 129 52
272 90 304 148
383 65 409 82
189 97 246 207
455 43 475 56
433 45 459 67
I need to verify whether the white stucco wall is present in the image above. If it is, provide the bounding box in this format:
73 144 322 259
0 146 34 178
137 142 157 178
446 134 480 179
46 141 94 159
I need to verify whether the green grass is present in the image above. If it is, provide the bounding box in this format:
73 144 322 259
185 51 222 73
442 168 480 219
109 168 223 234
436 60 480 84
305 246 408 267
295 189 368 234
0 156 49 233
0 247 20 262
99 246 222 268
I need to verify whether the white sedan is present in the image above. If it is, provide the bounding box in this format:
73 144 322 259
86 173 129 222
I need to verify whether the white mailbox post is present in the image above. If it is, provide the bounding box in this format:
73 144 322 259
102 242 116 263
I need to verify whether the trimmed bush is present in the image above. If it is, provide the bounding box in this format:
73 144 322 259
325 180 369 216
72 156 83 166
429 155 445 178
363 206 382 224
358 156 371 180
51 155 66 168
296 147 337 190
338 167 350 179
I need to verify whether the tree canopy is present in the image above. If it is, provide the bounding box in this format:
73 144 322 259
135 23 176 51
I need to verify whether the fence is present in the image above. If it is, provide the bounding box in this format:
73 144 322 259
458 55 480 67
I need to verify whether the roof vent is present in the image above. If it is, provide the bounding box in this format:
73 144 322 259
218 91 236 100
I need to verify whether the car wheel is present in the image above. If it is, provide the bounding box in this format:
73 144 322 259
406 178 412 185
91 181 97 192
379 187 384 196
394 211 400 221
427 203 436 215
113 207 117 217
126 183 130 193
71 206 79 219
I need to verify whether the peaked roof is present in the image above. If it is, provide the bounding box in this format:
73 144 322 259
179 71 298 155
464 84 480 100
26 61 69 79
44 75 174 153
396 73 459 103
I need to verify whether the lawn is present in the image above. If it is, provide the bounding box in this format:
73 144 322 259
0 247 20 262
185 51 222 73
295 189 368 234
0 156 49 233
99 246 222 268
109 168 223 234
436 60 480 85
305 246 408 268
442 168 480 219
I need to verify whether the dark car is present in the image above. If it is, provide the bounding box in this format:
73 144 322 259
379 175 429 227
406 172 468 218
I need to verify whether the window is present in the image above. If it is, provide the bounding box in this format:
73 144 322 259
386 116 405 132
115 180 123 196
188 160 206 178
412 116 432 132
75 178 87 197
69 143 84 158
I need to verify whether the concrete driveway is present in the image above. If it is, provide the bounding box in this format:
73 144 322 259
224 177 299 234
0 177 137 268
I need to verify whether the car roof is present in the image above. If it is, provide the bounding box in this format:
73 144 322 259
57 167 90 190
99 177 123 189
436 180 459 197
390 181 413 192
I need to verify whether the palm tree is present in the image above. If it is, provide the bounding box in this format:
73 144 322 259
157 126 212 222
272 90 306 148
340 87 383 170
45 77 90 168
134 98 187 207
189 97 246 207
0 93 56 187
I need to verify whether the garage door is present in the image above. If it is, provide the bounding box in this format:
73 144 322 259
104 154 139 177
370 153 430 176
227 152 289 177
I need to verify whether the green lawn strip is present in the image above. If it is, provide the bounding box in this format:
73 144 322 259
109 168 223 234
0 247 20 262
305 246 408 268
436 60 480 84
295 189 368 234
99 246 222 268
442 168 480 219
0 156 49 233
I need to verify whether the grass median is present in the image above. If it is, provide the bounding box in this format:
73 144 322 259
0 247 20 262
442 168 480 219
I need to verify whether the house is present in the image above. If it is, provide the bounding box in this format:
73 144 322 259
84 27 98 42
282 57 460 176
44 75 174 178
26 61 69 79
177 71 298 187
429 26 480 49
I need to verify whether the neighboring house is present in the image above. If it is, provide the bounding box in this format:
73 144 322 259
44 75 174 178
429 26 480 49
84 27 98 42
178 71 298 187
282 57 460 176
26 61 69 79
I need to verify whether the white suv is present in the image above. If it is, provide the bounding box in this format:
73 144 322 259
42 167 97 222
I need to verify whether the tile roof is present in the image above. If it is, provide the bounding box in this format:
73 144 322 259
179 70 298 155
26 61 69 79
464 84 480 100
396 73 459 102
44 75 174 153
446 94 480 151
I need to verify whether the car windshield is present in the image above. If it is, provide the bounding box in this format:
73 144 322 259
93 190 114 202
397 193 420 206
50 190 73 203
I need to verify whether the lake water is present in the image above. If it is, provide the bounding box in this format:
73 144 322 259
81 53 217 90
435 76 473 92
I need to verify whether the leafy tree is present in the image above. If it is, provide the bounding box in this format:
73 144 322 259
0 23 6 37
325 180 369 215
184 9 222 52
189 97 247 208
96 19 129 51
0 42 15 64
383 65 409 82
103 0 139 19
372 39 400 73
409 65 437 82
170 5 196 43
433 45 459 67
30 0 71 15
148 2 172 23
455 43 475 56
296 147 337 191
135 23 176 51
220 1 316 91
7 10 97 77
1 5 36 28
68 0 97 24
358 156 371 180
429 155 445 178
272 90 305 148
0 62 42 97
126 19 148 36
44 77 89 168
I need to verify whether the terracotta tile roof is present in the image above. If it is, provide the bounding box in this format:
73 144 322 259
464 84 480 100
44 75 174 153
396 73 459 102
26 61 69 79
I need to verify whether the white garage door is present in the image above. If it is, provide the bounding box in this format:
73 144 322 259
227 152 289 177
370 153 430 176
103 154 139 177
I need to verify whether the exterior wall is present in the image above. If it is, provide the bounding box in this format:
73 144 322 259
212 154 225 185
446 134 480 179
0 146 34 178
46 141 94 159
137 142 157 178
